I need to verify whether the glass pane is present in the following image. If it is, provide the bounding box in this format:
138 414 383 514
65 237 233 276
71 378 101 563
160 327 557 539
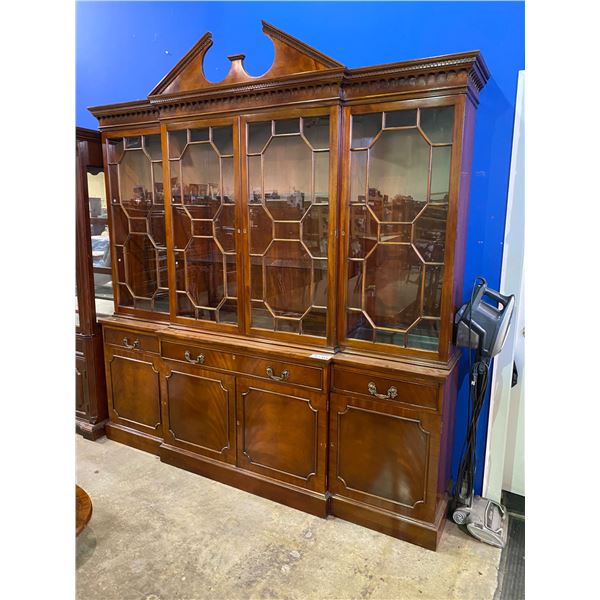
248 121 271 154
169 125 237 324
111 135 168 314
263 136 312 221
414 205 447 263
248 155 262 204
407 319 440 351
368 129 429 221
302 116 330 150
108 139 124 164
181 144 220 217
246 116 330 338
212 126 233 155
347 311 373 341
384 109 417 128
430 146 452 203
263 240 312 317
314 151 329 203
302 204 328 258
144 135 162 160
349 204 377 259
349 151 367 204
184 238 225 310
420 106 455 144
169 129 187 159
189 128 209 142
274 118 299 135
363 244 422 330
351 113 381 149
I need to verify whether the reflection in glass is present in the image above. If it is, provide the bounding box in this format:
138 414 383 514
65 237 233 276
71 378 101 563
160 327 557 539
345 106 455 351
107 134 169 314
247 116 331 337
87 168 113 315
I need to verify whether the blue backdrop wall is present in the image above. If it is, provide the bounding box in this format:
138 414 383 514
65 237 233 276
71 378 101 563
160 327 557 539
76 0 525 494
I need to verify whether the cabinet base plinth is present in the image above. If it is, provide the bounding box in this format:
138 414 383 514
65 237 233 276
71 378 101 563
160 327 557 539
159 443 328 518
330 495 448 551
76 418 107 441
105 422 162 455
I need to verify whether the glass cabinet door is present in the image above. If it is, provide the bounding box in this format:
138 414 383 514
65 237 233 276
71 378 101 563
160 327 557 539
245 115 331 338
106 133 169 315
344 105 455 352
167 124 239 326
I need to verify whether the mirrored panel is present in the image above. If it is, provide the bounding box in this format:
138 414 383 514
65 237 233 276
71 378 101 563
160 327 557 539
345 106 455 351
247 116 331 337
87 167 113 316
107 133 169 314
168 125 238 324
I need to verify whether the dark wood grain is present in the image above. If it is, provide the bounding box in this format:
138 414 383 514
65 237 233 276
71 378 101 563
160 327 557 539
89 23 488 550
76 128 108 440
76 485 93 536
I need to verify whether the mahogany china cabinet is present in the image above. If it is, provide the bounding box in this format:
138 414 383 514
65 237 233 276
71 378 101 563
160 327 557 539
76 127 110 439
89 21 489 550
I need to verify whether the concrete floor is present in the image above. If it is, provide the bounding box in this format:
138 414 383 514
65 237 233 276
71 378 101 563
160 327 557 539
76 435 501 600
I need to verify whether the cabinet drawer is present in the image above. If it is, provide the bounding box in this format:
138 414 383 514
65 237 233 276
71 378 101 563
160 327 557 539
161 340 235 371
332 367 439 411
104 327 160 354
238 356 324 391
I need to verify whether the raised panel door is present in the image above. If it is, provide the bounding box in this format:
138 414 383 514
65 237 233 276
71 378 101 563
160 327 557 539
163 361 236 464
236 377 327 493
106 349 162 437
76 354 89 418
329 392 441 522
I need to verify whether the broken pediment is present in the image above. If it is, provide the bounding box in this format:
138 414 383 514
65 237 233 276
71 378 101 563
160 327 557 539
149 21 345 98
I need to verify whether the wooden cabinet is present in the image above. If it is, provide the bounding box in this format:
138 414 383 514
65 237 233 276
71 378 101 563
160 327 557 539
90 21 488 549
76 128 109 440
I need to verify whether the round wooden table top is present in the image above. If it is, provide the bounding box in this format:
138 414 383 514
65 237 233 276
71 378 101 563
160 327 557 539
76 485 93 536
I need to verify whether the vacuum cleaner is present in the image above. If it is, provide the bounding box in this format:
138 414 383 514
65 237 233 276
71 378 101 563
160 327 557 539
451 277 515 548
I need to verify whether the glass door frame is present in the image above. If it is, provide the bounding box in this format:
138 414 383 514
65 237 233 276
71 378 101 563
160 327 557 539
102 126 170 322
161 116 245 334
239 105 341 348
337 95 467 363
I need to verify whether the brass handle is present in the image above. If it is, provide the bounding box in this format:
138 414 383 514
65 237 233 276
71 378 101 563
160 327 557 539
266 367 289 382
185 351 205 365
368 382 397 400
123 337 140 350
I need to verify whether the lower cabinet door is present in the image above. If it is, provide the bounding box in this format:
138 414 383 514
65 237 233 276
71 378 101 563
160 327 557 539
329 393 441 522
76 353 89 418
162 362 236 465
106 349 162 437
236 377 327 493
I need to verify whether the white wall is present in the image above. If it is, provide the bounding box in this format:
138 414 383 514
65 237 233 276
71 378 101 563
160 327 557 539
483 71 525 502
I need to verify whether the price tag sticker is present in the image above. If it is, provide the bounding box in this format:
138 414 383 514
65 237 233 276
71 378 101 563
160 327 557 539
309 353 334 361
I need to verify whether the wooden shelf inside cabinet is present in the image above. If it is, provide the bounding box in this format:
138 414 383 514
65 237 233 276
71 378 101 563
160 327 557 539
88 20 488 550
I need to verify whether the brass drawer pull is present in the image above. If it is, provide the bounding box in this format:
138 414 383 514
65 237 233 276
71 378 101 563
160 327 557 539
122 337 140 350
266 367 289 381
368 382 397 400
184 351 205 365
